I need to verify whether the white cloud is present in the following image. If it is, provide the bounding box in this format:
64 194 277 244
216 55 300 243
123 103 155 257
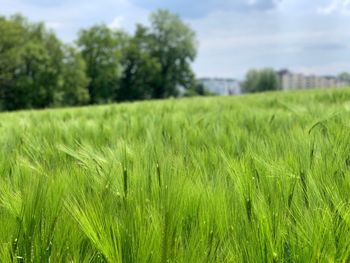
293 62 350 76
108 16 125 29
0 0 148 41
318 0 350 15
190 7 350 78
200 31 339 50
130 0 282 18
46 21 65 30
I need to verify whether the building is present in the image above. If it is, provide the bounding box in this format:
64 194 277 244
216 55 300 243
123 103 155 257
198 78 241 95
278 70 348 91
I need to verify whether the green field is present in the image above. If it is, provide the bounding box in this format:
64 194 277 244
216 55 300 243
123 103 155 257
1 88 350 262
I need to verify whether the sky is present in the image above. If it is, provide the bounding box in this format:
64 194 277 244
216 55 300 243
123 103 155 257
1 0 350 79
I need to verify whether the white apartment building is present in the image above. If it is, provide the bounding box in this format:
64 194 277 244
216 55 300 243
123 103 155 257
278 70 348 90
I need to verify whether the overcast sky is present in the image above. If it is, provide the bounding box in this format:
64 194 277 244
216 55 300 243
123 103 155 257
1 0 350 79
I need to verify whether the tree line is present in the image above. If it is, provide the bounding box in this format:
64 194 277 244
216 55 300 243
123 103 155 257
241 68 281 93
0 10 204 111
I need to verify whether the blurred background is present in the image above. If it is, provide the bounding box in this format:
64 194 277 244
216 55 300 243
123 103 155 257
1 0 349 110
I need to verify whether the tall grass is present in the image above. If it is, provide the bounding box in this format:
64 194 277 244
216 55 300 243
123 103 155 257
1 88 350 262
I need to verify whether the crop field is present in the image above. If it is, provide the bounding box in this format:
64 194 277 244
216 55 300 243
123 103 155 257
1 88 350 262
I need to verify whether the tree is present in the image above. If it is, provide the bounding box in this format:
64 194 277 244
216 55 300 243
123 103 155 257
0 10 201 111
54 45 90 106
148 9 197 98
242 68 281 93
183 81 213 97
118 25 161 101
0 15 64 110
0 15 27 110
25 22 63 108
77 25 127 104
338 72 350 83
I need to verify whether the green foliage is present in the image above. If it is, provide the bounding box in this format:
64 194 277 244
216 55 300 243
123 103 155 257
242 68 281 93
54 45 90 106
148 9 197 98
0 15 28 110
183 81 214 97
118 25 161 101
77 25 127 104
0 15 89 111
338 72 350 83
0 10 200 111
1 89 350 261
82 10 198 102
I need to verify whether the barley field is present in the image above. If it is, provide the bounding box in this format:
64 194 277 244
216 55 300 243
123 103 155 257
1 89 350 262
